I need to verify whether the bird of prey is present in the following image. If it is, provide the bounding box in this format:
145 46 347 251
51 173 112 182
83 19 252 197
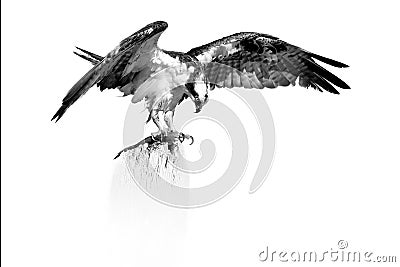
52 21 350 155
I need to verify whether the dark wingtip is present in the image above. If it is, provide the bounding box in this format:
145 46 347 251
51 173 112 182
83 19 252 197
51 105 67 123
51 115 61 123
308 52 349 68
113 151 122 159
304 58 351 90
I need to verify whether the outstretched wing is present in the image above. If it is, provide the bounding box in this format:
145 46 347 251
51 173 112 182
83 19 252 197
187 32 350 93
52 21 168 122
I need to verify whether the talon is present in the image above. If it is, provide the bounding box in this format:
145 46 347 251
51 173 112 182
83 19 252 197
178 133 185 143
177 132 194 145
188 135 194 145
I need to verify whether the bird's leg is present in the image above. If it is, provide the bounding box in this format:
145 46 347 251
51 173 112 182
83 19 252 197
150 110 167 140
164 110 194 145
114 110 192 159
164 110 176 133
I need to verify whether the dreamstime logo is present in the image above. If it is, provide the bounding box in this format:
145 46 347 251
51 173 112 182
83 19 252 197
122 63 275 208
259 240 397 263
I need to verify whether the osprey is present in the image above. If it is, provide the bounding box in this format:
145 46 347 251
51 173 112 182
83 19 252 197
52 21 350 153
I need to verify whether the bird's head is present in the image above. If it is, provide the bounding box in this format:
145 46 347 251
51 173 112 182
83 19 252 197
185 82 209 113
183 60 210 113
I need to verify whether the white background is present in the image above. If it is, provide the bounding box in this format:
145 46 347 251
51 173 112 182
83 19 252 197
2 0 400 266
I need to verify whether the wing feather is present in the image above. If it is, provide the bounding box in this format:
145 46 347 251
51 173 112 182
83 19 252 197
188 32 350 94
52 21 168 122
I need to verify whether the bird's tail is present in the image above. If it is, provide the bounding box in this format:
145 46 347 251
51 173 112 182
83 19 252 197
73 47 104 65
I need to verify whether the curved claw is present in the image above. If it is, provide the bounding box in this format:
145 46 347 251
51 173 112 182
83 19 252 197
114 131 195 159
188 135 194 145
178 133 194 145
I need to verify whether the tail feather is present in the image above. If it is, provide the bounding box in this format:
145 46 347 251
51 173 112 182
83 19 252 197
75 47 104 61
51 65 100 122
73 47 104 65
73 51 99 65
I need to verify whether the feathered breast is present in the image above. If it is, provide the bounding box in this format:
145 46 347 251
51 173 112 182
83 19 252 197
130 50 195 111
